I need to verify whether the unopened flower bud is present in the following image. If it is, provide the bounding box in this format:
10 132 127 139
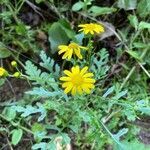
13 72 20 78
11 61 17 67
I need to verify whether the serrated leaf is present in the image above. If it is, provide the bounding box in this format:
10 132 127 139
11 129 23 146
138 21 150 30
89 6 116 16
26 87 61 98
91 48 109 80
24 61 59 89
128 15 138 30
13 103 47 121
39 51 60 78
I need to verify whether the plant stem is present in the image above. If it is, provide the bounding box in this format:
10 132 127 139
120 48 149 90
0 114 33 134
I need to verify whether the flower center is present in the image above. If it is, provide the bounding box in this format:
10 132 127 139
71 74 83 86
86 24 95 30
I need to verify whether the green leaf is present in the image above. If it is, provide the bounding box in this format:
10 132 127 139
126 50 141 61
137 0 150 17
35 0 45 4
3 107 16 121
26 87 61 98
138 21 150 30
133 42 149 48
0 42 11 58
114 90 128 100
117 0 137 10
72 1 84 11
11 129 23 146
60 133 71 144
114 128 128 140
0 78 5 87
58 19 76 40
88 6 116 16
103 86 115 98
128 15 138 30
138 107 150 115
48 19 75 54
91 48 109 80
32 123 45 133
119 139 150 150
39 51 60 78
0 127 8 132
25 61 59 89
32 142 47 150
12 103 47 122
48 22 69 54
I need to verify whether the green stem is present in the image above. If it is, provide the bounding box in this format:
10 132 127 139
88 36 93 67
120 48 148 90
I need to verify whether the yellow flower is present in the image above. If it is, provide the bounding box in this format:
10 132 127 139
60 66 95 95
58 42 87 60
11 61 17 67
0 67 8 77
78 23 104 35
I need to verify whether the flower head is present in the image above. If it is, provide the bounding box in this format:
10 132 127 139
58 42 87 60
60 66 95 95
78 23 104 35
11 61 17 67
0 67 8 77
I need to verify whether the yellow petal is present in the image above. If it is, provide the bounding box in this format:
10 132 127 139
62 82 72 88
83 83 95 89
63 70 72 77
58 49 67 55
64 84 73 94
84 78 96 83
77 86 83 94
71 87 77 95
78 24 86 27
83 73 94 78
74 49 82 59
62 51 70 59
81 85 91 94
60 77 71 81
90 30 94 34
71 66 80 74
80 66 88 76
58 45 67 49
67 49 73 60
85 30 89 34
